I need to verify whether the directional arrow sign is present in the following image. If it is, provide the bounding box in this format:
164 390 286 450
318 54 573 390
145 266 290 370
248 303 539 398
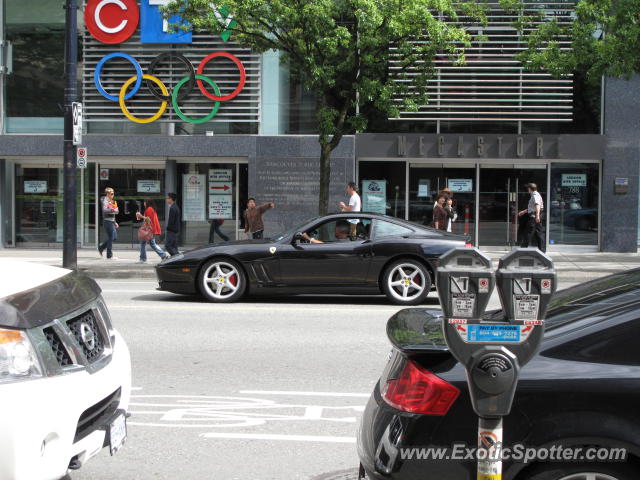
72 102 83 146
209 182 232 195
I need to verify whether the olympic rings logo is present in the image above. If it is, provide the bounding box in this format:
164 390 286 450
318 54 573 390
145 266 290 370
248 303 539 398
94 51 246 124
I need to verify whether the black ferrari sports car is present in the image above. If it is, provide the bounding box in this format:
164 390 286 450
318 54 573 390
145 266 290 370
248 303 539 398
155 213 470 305
357 269 640 480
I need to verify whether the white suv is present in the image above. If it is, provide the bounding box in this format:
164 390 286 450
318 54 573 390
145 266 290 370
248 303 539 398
0 259 131 480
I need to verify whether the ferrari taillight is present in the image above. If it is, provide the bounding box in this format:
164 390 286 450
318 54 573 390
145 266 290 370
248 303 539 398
382 360 460 416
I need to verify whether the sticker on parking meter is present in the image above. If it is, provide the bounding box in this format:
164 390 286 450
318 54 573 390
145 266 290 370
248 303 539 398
541 279 552 294
467 324 521 343
478 278 489 293
514 294 540 321
452 293 475 317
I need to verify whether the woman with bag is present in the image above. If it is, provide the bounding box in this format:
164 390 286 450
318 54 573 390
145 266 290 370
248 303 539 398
135 199 169 263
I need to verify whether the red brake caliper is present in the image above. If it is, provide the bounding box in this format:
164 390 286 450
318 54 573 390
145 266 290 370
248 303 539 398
229 274 237 286
414 274 421 286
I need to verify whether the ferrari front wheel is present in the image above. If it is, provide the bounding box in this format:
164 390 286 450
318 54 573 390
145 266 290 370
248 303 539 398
382 259 431 305
198 258 246 302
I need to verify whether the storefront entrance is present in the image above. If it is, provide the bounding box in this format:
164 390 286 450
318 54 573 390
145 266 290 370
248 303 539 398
478 166 547 247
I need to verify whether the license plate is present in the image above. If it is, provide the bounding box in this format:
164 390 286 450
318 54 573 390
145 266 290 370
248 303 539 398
109 412 127 455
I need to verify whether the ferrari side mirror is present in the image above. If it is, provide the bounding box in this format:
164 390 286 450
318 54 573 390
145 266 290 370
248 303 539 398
292 232 303 243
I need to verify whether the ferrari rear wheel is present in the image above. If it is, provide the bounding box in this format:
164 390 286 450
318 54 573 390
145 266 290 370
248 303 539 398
382 259 431 305
198 258 246 302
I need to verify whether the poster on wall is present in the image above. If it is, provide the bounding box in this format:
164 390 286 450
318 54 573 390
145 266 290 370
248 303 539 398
24 181 47 194
209 169 233 182
448 179 473 193
362 180 387 214
137 180 161 193
99 168 109 181
209 195 234 219
561 174 587 187
417 179 431 198
182 174 206 221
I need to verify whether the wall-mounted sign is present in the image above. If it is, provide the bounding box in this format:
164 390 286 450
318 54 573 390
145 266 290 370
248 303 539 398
99 168 109 181
362 180 386 214
140 0 192 44
209 169 233 182
84 0 140 44
561 174 587 187
448 179 473 193
417 179 431 198
209 195 233 219
182 174 206 221
614 177 629 195
24 181 47 194
137 180 161 193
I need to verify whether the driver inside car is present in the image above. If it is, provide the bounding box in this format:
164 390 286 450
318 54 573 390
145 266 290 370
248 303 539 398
301 220 351 244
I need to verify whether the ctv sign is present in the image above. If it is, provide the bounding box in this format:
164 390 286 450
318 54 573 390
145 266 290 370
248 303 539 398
85 0 192 44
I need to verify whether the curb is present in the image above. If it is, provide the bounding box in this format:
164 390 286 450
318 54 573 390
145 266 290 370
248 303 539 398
78 268 157 279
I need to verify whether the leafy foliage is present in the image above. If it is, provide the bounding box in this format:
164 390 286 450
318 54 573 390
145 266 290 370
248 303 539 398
164 0 486 213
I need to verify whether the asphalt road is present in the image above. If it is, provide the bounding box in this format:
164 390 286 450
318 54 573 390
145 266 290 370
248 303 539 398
71 277 581 480
71 280 411 480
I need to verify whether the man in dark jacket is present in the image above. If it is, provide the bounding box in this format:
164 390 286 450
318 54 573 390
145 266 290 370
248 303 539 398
165 192 181 256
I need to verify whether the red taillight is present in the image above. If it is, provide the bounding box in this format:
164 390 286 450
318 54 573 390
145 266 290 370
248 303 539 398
382 360 460 415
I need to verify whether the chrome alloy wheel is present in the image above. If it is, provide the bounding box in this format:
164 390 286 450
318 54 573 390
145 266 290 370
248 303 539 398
202 261 240 300
387 263 426 302
559 474 619 480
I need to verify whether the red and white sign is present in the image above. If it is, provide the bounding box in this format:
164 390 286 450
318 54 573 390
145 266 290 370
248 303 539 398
478 278 489 293
85 0 140 44
541 279 552 294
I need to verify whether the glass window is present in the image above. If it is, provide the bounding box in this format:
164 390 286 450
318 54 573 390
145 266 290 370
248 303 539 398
549 163 599 246
5 0 68 133
373 220 413 239
305 219 372 242
359 161 406 219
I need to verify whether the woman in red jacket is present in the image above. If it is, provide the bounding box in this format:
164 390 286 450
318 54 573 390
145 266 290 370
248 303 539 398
135 199 169 263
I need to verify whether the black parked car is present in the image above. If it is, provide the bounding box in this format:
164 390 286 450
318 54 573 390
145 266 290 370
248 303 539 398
358 269 640 480
156 213 469 305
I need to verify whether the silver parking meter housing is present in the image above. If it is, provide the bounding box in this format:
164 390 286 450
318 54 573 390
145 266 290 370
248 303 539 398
438 247 557 419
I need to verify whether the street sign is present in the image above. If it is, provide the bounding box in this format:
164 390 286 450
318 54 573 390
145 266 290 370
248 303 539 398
77 147 87 168
72 102 83 146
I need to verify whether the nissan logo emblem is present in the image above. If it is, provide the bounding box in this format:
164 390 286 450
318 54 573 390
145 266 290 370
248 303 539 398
80 322 96 351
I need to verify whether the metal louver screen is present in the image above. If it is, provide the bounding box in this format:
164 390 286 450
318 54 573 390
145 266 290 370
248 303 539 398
391 1 574 122
83 32 261 123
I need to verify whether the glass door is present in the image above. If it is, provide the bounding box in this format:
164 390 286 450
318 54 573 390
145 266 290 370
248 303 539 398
408 164 476 240
478 166 547 247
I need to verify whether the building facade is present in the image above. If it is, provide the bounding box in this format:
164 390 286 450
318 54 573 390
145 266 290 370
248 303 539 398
0 0 638 252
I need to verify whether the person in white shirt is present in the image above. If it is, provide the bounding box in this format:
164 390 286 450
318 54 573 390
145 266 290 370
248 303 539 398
518 182 545 252
339 182 361 239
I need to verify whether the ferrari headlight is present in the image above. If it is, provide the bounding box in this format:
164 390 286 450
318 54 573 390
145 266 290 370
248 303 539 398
0 329 42 383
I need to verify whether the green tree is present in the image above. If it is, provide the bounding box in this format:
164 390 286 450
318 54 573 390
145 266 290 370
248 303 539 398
502 0 640 80
164 0 485 214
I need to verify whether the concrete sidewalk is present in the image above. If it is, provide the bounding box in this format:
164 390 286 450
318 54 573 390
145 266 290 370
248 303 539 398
1 247 639 282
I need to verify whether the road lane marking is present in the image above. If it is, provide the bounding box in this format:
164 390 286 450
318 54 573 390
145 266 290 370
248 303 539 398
239 390 370 398
199 433 356 443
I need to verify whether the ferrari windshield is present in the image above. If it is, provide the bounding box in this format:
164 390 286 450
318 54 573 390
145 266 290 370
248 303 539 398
271 216 320 242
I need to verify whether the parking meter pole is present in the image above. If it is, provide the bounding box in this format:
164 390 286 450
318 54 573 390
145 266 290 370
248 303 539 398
437 248 556 480
477 416 503 480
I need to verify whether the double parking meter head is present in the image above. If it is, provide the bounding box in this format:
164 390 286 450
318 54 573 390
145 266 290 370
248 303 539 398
438 247 557 418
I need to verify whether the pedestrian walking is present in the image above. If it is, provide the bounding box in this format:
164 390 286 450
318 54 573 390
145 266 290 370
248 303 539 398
208 218 229 243
432 194 449 231
98 187 119 259
518 182 546 252
244 198 275 239
165 193 181 256
136 199 169 263
339 181 361 238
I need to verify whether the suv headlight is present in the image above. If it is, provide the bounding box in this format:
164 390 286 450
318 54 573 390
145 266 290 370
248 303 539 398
0 329 42 384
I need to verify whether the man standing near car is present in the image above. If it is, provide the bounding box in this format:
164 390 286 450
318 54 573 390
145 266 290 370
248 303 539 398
244 198 275 239
340 182 361 239
518 182 546 252
165 193 181 256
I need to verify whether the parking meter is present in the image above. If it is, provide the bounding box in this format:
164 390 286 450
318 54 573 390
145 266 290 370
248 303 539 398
438 247 557 480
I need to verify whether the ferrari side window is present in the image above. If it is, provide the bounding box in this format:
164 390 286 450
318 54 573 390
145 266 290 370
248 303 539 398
373 220 413 239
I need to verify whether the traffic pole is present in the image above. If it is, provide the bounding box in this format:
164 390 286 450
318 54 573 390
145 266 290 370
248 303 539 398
62 0 78 269
464 204 470 235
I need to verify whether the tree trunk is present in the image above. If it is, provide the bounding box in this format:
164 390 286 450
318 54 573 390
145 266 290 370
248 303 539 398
318 142 332 215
